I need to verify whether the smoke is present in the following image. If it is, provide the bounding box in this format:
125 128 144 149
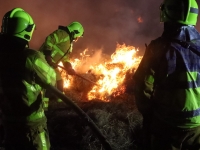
0 0 200 56
74 49 104 73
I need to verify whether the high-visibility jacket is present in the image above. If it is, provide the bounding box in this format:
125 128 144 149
0 36 56 126
39 28 73 63
134 25 200 129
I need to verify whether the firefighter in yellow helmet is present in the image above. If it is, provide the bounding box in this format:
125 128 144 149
0 8 56 149
126 0 200 149
39 22 84 95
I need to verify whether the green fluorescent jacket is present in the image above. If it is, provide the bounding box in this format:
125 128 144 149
134 25 200 129
39 29 72 63
0 42 56 126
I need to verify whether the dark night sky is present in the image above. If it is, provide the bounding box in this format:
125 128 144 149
0 0 200 56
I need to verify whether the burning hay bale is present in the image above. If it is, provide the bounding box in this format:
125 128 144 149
69 73 98 101
71 73 97 92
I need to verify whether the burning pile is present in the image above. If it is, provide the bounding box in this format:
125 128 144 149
58 43 142 101
47 43 144 150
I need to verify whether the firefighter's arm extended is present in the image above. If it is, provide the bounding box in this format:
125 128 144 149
63 61 76 75
42 49 57 68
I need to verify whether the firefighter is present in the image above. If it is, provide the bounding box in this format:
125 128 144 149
39 22 84 99
0 8 56 150
130 0 200 149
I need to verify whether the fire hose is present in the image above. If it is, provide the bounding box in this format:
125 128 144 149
48 64 111 149
57 64 98 85
46 84 112 150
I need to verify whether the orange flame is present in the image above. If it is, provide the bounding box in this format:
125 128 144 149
59 43 142 101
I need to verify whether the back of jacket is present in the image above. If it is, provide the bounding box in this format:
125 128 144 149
0 35 56 127
134 25 200 129
39 29 72 63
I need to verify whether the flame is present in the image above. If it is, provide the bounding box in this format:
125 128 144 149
137 17 143 23
57 62 71 88
59 43 142 101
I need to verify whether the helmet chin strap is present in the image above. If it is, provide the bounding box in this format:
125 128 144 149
73 37 79 42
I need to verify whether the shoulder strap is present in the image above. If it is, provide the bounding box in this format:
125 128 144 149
58 26 70 34
58 26 73 43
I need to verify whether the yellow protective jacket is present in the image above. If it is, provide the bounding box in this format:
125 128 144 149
134 25 200 129
0 36 56 127
39 27 73 63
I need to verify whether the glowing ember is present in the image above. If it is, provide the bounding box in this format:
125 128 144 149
59 43 142 101
137 17 143 23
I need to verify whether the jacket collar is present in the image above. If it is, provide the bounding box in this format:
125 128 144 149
162 23 200 42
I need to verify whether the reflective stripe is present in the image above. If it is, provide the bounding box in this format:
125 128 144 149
51 45 64 57
46 36 53 47
35 59 50 72
47 43 53 48
51 36 70 57
27 111 45 121
160 72 200 89
190 7 199 14
53 33 59 43
23 81 42 104
40 131 48 150
60 36 69 43
156 86 200 118
180 72 197 82
177 71 199 89
3 111 45 122
35 59 56 84
43 97 49 111
145 74 154 84
173 108 200 118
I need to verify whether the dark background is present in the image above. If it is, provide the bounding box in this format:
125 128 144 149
0 0 200 56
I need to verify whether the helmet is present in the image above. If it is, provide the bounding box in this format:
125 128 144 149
160 0 199 25
1 8 35 41
67 21 84 39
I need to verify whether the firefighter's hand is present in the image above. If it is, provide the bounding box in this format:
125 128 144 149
67 68 76 75
63 62 76 75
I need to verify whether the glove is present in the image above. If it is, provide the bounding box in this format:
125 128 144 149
63 62 76 75
67 68 76 75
